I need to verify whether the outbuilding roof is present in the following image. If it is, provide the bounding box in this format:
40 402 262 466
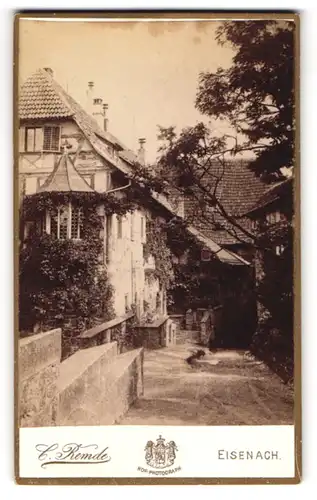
183 160 267 246
245 177 293 216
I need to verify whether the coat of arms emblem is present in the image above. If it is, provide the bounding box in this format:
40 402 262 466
145 435 178 469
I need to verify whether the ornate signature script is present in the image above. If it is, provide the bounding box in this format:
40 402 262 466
35 443 111 468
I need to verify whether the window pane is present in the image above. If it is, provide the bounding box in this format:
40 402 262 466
43 127 52 150
78 209 83 238
71 207 82 239
59 206 69 240
26 128 35 152
52 127 60 150
43 126 60 151
50 208 58 239
35 128 43 151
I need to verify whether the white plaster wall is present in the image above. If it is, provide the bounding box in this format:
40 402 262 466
106 210 147 318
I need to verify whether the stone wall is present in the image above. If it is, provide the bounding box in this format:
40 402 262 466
57 342 143 425
19 329 61 427
19 330 144 427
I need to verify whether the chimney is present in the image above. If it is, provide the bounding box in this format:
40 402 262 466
92 97 104 129
138 138 146 165
102 103 109 132
44 67 54 77
86 81 94 115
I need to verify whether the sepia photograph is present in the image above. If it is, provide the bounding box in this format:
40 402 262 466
15 13 299 482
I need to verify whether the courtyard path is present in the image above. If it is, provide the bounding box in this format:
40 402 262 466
119 343 293 425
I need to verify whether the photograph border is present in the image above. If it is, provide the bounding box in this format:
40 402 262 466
13 10 301 485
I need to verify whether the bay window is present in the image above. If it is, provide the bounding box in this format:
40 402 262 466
46 203 83 240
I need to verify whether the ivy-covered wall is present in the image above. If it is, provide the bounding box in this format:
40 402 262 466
19 190 175 356
20 192 123 357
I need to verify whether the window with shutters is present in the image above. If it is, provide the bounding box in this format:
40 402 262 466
24 127 43 152
43 126 60 152
46 204 83 240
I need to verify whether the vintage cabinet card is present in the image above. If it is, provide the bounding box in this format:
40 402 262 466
14 12 300 484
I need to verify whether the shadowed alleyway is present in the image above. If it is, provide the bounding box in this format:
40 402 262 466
119 343 294 425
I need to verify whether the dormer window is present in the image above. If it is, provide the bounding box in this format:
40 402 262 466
46 203 83 240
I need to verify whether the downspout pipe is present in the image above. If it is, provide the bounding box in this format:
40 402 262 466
105 180 131 195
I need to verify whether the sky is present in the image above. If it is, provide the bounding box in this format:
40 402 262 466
19 19 236 162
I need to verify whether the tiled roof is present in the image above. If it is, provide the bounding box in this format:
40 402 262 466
206 160 266 217
187 225 250 265
39 152 94 193
19 70 74 120
19 69 128 152
246 177 293 215
183 160 267 246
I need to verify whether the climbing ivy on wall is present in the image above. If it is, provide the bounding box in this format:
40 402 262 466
19 191 138 356
22 191 135 220
164 217 222 311
143 215 224 312
143 217 175 289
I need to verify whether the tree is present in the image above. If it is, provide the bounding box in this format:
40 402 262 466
142 21 295 249
196 21 295 181
155 122 259 246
